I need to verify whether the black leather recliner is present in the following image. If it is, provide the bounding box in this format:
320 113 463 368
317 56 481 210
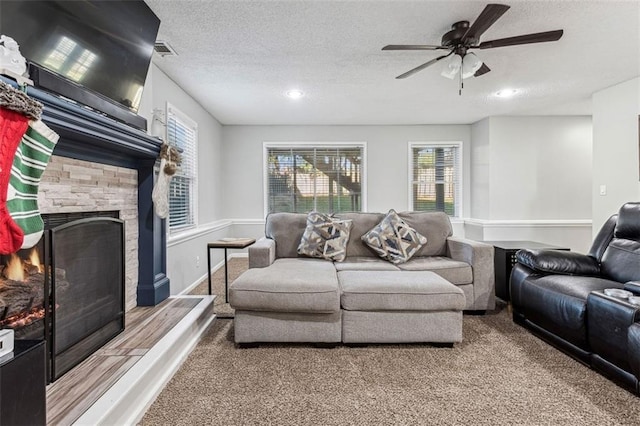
510 202 640 393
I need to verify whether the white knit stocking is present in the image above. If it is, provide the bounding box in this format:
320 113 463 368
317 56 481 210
152 158 171 218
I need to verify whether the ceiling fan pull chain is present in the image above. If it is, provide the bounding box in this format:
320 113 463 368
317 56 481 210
459 66 463 95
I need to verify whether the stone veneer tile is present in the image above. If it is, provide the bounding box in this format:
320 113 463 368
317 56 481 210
39 156 139 311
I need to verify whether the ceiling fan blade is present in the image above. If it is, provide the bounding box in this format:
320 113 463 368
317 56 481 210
463 4 510 44
478 30 564 49
382 45 446 51
395 52 453 79
474 63 491 77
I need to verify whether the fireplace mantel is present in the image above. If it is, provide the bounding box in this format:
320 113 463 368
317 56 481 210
1 76 169 306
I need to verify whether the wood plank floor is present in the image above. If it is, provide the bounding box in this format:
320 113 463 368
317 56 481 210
46 297 205 425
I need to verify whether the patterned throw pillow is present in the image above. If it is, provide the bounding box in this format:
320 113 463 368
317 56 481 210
361 209 427 264
297 212 353 262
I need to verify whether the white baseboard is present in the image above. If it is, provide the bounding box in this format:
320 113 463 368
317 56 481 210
73 296 215 426
179 252 249 296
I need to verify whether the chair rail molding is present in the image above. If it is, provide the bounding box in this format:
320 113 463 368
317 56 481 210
463 218 593 253
464 218 592 228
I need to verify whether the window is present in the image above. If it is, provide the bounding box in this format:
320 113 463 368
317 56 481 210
409 142 462 217
264 143 366 214
166 104 197 231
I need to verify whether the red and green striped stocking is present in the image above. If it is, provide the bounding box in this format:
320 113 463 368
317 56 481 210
0 81 43 254
7 119 58 249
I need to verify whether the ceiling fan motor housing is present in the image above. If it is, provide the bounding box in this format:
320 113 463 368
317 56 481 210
441 21 471 47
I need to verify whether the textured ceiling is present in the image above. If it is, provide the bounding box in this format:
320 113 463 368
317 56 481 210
145 0 640 125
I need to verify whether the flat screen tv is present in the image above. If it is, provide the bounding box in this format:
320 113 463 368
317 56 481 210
0 0 160 130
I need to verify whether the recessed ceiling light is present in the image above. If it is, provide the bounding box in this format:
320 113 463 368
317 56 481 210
285 90 304 99
495 89 518 98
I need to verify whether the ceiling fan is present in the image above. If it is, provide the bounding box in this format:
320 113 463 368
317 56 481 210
382 3 563 93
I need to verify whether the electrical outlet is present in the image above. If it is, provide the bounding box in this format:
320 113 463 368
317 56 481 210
196 256 200 268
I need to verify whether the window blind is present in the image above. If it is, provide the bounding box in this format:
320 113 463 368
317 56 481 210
410 143 461 217
166 104 197 230
266 145 364 214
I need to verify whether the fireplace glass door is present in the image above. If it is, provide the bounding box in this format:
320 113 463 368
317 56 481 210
47 217 125 381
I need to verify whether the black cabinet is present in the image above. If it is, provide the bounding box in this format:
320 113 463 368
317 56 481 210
0 340 46 426
486 241 570 302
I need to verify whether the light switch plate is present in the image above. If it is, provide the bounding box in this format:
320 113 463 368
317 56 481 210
599 185 607 196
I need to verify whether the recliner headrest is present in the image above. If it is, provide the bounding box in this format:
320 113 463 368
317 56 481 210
614 202 640 240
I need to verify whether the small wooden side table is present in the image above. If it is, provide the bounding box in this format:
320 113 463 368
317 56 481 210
207 238 255 302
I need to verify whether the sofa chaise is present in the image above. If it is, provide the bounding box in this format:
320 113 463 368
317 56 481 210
229 210 495 345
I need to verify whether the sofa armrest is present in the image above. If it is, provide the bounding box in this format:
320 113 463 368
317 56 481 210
446 237 495 310
587 291 640 369
516 249 600 276
625 281 640 295
248 237 276 268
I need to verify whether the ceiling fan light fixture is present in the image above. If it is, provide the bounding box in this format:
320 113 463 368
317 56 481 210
440 54 462 79
461 53 483 79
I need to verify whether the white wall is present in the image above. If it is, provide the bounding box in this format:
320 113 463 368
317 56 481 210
470 118 491 219
220 120 594 251
467 116 594 252
592 77 640 234
146 64 230 295
221 125 471 219
488 116 592 220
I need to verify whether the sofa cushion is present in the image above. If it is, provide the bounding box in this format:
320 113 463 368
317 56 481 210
297 212 352 262
398 211 452 257
361 209 427 264
338 270 465 311
265 212 308 258
334 256 400 272
333 212 385 257
397 256 473 285
229 258 340 313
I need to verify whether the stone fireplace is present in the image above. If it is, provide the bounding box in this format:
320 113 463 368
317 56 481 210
30 80 170 308
39 156 139 310
0 76 169 381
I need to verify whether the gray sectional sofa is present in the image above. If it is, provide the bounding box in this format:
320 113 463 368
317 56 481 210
229 211 495 345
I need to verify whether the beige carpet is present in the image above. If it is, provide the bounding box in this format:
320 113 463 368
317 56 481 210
190 257 248 318
142 287 640 425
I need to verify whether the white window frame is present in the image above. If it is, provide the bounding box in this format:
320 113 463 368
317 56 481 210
263 142 367 217
165 102 198 233
408 141 463 218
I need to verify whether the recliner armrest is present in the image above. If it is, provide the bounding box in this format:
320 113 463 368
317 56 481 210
624 281 640 295
516 249 600 276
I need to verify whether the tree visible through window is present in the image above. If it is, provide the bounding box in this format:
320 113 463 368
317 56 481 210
266 145 364 214
410 143 461 217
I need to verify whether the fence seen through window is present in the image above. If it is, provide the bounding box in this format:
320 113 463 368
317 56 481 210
266 146 363 214
411 144 460 217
